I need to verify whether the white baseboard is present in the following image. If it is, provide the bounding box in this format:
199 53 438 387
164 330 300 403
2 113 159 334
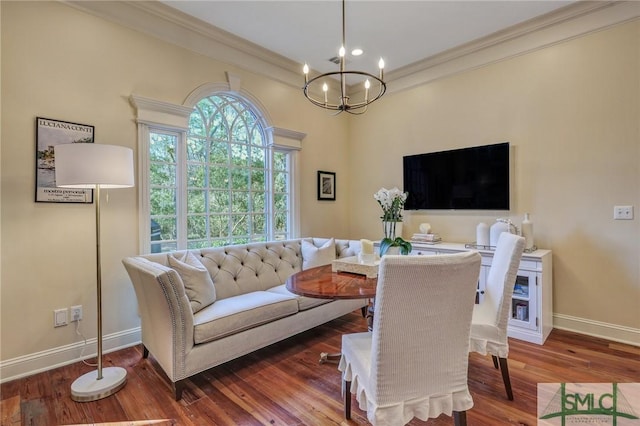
0 327 141 384
2 315 638 383
553 313 640 347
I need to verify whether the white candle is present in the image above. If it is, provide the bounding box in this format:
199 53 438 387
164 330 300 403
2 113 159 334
364 79 370 102
361 239 374 255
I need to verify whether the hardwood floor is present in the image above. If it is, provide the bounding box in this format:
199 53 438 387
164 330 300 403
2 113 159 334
2 311 639 426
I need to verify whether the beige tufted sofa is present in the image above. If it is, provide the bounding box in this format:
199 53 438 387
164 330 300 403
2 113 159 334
122 237 367 400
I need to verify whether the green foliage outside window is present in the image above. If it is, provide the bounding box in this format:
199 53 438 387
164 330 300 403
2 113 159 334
149 94 290 252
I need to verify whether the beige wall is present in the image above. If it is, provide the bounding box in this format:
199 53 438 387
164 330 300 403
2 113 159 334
348 21 640 332
0 1 638 376
0 1 349 365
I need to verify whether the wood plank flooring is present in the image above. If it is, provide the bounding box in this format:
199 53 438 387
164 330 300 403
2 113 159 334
1 311 639 425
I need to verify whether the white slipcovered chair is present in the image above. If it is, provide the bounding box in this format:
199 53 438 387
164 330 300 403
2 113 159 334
338 252 482 426
469 232 525 401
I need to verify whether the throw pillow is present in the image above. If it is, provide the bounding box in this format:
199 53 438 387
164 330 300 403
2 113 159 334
302 238 336 270
168 251 216 313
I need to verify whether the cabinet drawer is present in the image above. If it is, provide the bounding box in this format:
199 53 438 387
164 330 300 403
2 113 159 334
518 259 540 271
480 256 493 267
412 249 438 256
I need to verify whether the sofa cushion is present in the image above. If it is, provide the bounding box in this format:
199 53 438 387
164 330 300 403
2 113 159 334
168 252 216 313
199 241 302 299
336 239 362 258
302 238 336 270
192 291 299 344
267 284 332 311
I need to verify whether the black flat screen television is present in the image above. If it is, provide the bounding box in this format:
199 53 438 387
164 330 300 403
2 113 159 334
403 142 510 210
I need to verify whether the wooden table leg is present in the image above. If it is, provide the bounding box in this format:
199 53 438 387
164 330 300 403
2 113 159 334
366 300 375 331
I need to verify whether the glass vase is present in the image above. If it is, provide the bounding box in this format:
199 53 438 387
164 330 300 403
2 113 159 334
382 221 403 240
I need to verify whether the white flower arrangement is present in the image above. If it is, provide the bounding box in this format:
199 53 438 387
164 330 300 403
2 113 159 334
374 187 412 255
374 187 408 222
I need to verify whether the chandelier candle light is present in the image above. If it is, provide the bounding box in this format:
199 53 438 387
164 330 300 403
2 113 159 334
302 0 386 114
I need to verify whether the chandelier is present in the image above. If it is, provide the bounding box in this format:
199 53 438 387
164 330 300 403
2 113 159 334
302 0 386 115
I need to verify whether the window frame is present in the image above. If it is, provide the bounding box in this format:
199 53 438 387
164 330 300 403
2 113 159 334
131 89 303 254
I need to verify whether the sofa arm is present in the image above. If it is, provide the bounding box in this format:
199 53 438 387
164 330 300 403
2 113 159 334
122 257 195 382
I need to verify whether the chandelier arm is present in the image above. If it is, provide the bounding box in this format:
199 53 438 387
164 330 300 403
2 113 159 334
303 71 386 112
303 93 342 111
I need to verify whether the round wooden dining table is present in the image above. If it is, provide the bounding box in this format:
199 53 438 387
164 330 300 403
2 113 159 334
285 264 377 299
286 264 377 363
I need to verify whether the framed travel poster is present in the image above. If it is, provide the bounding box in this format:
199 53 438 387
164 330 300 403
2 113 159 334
35 117 94 203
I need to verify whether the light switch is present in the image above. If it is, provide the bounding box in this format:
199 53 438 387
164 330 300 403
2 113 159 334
54 308 68 327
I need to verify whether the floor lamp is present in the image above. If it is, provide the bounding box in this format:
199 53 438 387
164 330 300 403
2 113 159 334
54 143 134 402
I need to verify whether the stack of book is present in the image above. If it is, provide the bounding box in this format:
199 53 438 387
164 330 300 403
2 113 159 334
411 233 442 244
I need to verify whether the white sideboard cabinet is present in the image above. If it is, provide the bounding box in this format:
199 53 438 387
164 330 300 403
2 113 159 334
411 242 553 344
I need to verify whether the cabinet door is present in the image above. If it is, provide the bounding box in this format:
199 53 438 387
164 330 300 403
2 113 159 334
509 269 538 331
475 256 493 304
476 265 488 304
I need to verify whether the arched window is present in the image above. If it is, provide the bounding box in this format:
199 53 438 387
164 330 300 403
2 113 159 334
135 90 299 253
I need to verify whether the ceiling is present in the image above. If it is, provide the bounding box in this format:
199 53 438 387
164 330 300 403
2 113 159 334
161 0 575 76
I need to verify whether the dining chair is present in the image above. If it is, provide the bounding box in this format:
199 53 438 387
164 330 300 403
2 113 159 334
338 252 481 426
469 232 525 401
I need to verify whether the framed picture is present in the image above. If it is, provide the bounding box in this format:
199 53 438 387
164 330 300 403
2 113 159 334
35 117 95 203
317 170 336 201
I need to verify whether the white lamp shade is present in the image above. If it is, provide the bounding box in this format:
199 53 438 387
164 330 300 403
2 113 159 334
55 143 134 188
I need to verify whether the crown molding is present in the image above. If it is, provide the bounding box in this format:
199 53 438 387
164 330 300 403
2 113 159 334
62 0 302 88
390 1 620 81
267 127 306 151
63 0 639 96
387 1 640 94
129 94 193 129
130 94 193 118
269 127 306 142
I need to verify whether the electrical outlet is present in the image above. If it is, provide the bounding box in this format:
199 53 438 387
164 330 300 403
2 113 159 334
613 205 634 220
54 308 68 327
70 305 83 322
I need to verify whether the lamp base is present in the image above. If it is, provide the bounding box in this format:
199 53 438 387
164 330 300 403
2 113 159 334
70 366 127 402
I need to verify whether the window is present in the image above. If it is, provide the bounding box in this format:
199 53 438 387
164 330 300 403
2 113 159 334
149 130 179 252
138 92 298 253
